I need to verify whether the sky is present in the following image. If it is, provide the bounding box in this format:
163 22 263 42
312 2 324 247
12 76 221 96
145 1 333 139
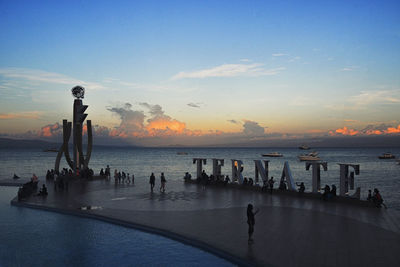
0 0 399 146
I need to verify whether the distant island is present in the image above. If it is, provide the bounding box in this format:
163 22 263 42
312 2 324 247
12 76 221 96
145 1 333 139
1 135 400 149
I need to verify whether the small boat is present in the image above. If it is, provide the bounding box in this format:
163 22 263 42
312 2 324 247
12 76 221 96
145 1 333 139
299 145 310 150
378 152 396 159
44 148 58 152
177 152 188 155
298 151 320 161
262 152 283 157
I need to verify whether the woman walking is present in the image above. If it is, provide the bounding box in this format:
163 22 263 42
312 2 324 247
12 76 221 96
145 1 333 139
160 172 166 192
247 204 259 244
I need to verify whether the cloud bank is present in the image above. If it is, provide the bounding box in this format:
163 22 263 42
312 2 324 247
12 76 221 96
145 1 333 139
171 63 285 80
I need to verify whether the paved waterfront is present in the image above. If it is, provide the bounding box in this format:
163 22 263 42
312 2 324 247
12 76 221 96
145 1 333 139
10 178 400 267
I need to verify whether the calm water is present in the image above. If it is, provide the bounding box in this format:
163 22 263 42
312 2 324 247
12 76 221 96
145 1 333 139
0 187 234 267
0 147 399 209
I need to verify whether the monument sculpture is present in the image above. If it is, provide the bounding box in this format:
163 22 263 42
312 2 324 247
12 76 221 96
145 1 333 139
55 86 93 175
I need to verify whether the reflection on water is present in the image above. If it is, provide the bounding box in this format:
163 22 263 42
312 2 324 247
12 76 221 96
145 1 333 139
0 187 233 267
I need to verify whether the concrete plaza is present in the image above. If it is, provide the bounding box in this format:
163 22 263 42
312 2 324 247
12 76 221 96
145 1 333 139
10 177 400 267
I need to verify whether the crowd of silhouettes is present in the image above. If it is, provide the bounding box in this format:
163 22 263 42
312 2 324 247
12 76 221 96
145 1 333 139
113 169 134 184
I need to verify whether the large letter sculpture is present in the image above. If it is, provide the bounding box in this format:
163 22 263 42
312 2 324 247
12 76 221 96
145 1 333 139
231 159 244 184
254 160 269 184
306 162 328 193
280 161 296 191
338 163 360 198
193 158 207 179
55 86 93 175
212 159 224 178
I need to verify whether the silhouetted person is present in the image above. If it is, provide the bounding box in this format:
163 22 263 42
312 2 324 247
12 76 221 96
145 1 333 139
224 175 230 185
331 184 337 198
297 182 305 193
243 177 248 185
367 189 372 201
131 173 135 184
184 172 191 181
38 184 48 196
262 179 268 191
247 204 259 244
100 168 104 176
105 165 110 179
248 178 254 186
149 173 155 192
279 180 287 190
160 172 166 192
372 188 387 209
268 177 275 194
322 185 330 201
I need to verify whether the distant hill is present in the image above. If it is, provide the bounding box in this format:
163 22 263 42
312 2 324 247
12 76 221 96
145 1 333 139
0 138 60 149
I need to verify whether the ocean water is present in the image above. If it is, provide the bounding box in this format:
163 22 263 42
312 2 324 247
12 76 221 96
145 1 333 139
0 147 399 210
0 187 234 267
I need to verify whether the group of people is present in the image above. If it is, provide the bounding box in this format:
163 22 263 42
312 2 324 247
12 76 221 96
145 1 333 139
261 177 276 193
99 165 111 179
113 169 135 184
149 172 167 192
321 184 337 200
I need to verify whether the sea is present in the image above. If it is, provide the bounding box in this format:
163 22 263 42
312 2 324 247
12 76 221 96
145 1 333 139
1 147 399 266
1 146 399 210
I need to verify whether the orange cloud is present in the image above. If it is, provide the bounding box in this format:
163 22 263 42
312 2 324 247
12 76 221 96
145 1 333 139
146 119 186 136
0 111 41 120
365 130 382 135
386 125 400 134
331 126 359 136
39 123 62 137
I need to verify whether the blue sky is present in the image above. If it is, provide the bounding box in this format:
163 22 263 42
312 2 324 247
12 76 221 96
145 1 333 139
0 0 399 145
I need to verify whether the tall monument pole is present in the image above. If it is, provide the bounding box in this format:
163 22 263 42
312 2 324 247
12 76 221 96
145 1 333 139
55 86 93 175
71 86 88 175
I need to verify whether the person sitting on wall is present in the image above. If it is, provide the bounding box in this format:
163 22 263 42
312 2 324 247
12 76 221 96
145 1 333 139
38 184 48 196
367 189 372 201
184 172 191 181
248 178 254 186
100 168 104 176
331 184 337 198
296 182 305 193
262 180 269 191
243 177 248 186
31 173 38 183
322 185 330 201
279 180 287 190
224 175 230 185
372 188 387 209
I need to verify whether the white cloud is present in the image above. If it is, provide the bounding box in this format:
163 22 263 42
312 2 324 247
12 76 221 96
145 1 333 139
171 63 285 80
340 66 358 72
349 90 400 106
272 53 288 57
0 68 104 90
289 56 301 62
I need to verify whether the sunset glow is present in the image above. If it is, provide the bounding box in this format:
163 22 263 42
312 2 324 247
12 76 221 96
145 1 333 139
0 1 399 146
